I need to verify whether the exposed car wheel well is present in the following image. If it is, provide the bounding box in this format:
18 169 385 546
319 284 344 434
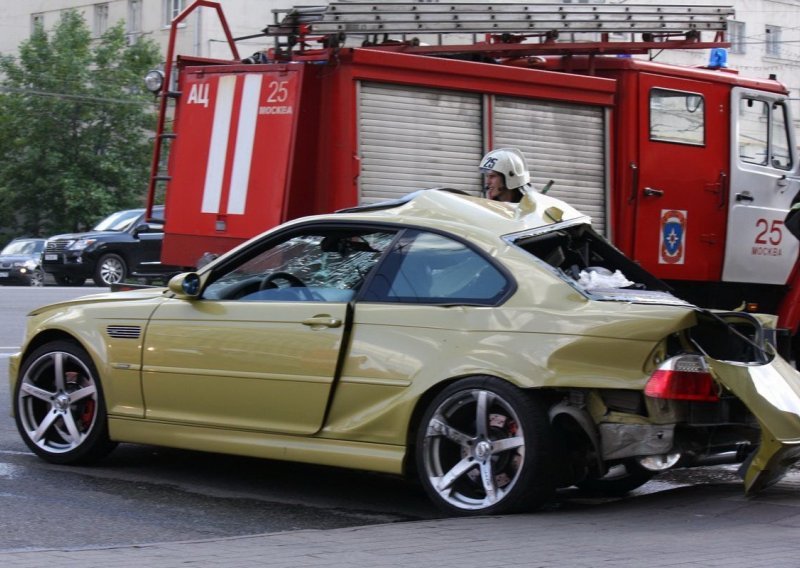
23 331 84 362
549 407 602 487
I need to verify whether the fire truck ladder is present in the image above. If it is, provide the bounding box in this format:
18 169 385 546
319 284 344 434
145 0 240 222
265 2 733 58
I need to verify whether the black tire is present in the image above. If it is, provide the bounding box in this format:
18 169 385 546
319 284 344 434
55 274 84 286
14 340 117 464
28 268 45 287
94 253 127 287
575 459 655 496
415 376 556 516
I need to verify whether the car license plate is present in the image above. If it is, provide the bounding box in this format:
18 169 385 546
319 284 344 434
0 272 7 278
45 254 58 261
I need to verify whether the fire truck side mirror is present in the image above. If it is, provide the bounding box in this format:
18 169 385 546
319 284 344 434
168 272 201 299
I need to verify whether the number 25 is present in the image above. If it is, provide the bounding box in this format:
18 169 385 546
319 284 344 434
267 81 289 103
755 218 783 245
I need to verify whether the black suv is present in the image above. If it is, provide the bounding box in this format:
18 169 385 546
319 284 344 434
42 206 186 287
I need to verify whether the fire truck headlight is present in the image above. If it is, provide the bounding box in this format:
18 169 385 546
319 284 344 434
144 69 165 94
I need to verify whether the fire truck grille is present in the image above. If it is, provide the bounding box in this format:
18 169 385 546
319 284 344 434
45 240 72 252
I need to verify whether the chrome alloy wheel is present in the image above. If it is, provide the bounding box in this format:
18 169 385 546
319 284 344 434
16 350 100 455
420 387 527 512
97 254 125 285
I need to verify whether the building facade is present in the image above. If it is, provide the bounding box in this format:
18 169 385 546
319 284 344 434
0 0 798 119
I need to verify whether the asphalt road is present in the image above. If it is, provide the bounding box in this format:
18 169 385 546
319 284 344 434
0 286 438 552
1 285 799 556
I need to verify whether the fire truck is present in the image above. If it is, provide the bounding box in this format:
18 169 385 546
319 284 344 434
145 1 800 353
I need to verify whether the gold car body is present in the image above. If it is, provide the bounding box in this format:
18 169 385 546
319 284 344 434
9 190 800 491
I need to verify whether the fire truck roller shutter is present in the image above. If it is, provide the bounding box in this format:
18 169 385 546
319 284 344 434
358 82 483 203
493 97 607 236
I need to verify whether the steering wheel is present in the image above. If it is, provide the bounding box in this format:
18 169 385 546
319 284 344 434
259 271 307 291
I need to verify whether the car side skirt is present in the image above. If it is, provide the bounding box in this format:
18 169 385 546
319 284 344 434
108 417 406 474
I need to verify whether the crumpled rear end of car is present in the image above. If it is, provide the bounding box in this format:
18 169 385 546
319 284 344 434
649 310 800 493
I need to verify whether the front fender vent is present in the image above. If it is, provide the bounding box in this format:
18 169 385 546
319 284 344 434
106 325 142 340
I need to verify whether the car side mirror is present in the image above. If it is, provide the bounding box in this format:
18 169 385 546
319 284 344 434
168 272 201 299
133 223 150 236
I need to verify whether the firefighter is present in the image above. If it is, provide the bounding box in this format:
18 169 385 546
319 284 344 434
479 148 531 203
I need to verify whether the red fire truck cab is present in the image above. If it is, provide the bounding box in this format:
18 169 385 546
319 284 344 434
146 2 800 352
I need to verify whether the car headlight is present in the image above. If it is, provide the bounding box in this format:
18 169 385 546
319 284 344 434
68 238 96 251
13 260 38 271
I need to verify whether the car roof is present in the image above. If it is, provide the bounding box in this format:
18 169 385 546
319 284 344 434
330 188 589 240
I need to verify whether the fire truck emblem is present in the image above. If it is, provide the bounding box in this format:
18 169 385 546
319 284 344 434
659 209 686 265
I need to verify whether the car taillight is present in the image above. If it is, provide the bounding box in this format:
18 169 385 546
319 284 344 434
645 354 719 402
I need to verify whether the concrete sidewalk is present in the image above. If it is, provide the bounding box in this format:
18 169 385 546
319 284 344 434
3 478 800 567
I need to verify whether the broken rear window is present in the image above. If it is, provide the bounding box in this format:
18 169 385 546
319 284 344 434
508 221 689 305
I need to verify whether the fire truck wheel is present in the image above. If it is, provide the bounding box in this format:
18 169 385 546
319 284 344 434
574 459 655 496
55 275 84 287
415 376 556 515
14 340 117 464
94 254 127 287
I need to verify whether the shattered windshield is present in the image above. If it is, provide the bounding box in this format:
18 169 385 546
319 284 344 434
508 221 690 305
204 229 396 301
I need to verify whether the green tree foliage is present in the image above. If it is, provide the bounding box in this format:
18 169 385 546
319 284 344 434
0 10 161 237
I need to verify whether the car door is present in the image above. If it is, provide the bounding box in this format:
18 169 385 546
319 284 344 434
141 226 396 435
722 88 800 285
340 229 515 408
633 74 729 282
132 207 168 272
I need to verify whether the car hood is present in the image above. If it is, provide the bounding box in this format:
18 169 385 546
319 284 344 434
708 355 800 493
47 230 126 241
28 288 168 316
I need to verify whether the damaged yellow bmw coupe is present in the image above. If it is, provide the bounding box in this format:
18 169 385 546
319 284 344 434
9 189 800 515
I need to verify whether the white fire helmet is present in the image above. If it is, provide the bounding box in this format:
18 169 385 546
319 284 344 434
479 148 531 190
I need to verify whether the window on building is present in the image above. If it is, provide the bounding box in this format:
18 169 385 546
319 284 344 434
31 13 44 35
94 3 109 36
164 0 186 25
649 89 705 146
765 25 782 57
729 20 745 54
128 0 143 34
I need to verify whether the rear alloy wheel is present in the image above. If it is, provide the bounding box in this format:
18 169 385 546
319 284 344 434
14 341 116 464
416 377 555 515
94 253 127 286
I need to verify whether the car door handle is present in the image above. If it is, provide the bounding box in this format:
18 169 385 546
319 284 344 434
302 315 342 329
735 192 754 203
643 187 664 197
